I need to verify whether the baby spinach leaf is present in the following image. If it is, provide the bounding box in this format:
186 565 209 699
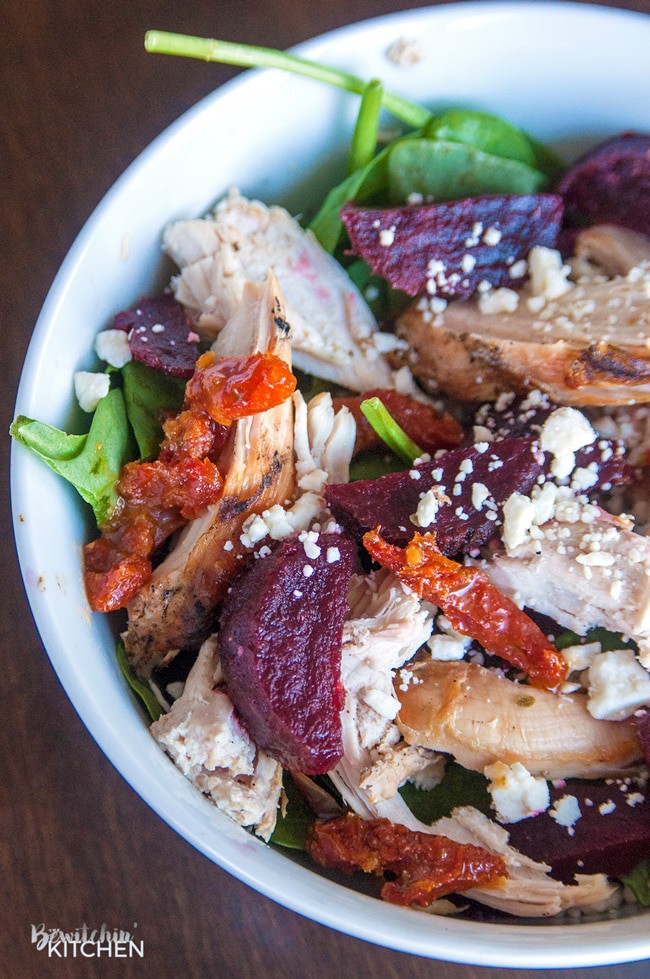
270 773 314 850
554 626 636 653
308 142 392 252
386 139 548 202
399 762 492 824
620 857 650 906
121 360 185 460
425 109 538 168
349 452 405 481
10 388 133 526
116 642 163 722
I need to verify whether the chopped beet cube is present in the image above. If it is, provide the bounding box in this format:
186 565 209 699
506 779 650 882
634 711 650 768
326 433 630 556
114 295 201 378
341 194 563 298
218 534 355 774
556 133 650 237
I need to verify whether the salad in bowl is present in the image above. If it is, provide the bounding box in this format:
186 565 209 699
10 3 650 966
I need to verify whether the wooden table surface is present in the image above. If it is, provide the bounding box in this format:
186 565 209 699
3 0 650 976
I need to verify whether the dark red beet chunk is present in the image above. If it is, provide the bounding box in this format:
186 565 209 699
218 534 355 774
634 711 650 768
556 133 650 237
326 433 630 556
114 295 201 378
341 195 563 298
506 779 650 882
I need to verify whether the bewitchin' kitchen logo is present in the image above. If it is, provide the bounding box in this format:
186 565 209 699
31 923 144 958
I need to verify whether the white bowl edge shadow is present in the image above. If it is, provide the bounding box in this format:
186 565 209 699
10 2 650 968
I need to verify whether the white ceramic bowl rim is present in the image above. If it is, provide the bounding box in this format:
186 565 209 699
11 2 650 968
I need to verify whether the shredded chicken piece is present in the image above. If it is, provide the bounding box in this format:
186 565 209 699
293 390 356 493
151 637 282 840
483 507 650 666
124 273 294 674
330 570 437 812
432 807 619 916
573 224 650 278
396 660 641 779
164 190 395 391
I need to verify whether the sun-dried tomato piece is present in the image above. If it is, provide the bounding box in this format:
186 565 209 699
307 815 506 906
185 352 296 425
363 529 566 690
159 408 229 464
118 457 223 521
333 388 464 456
84 537 152 613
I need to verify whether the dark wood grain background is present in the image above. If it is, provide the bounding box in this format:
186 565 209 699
3 1 650 976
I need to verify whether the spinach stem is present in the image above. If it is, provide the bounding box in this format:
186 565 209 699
144 31 432 129
360 397 423 464
347 79 384 175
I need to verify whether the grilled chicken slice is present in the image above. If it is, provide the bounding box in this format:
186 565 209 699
397 265 650 405
151 636 282 840
397 661 641 779
484 508 650 666
164 191 395 391
124 273 294 675
573 224 650 278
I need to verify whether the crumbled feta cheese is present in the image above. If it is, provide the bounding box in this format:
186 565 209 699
502 493 536 550
471 482 490 511
326 546 341 564
427 633 468 661
479 287 519 315
528 246 572 300
482 227 502 246
461 254 476 273
549 794 582 829
539 407 597 480
386 36 425 66
94 329 132 368
587 649 650 720
561 641 602 673
379 226 396 247
240 513 270 548
509 259 528 279
73 371 110 413
362 688 400 719
598 800 616 816
484 761 550 823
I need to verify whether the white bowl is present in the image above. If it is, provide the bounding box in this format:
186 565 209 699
11 2 650 968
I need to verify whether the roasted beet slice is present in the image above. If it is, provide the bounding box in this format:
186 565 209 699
341 195 563 298
506 779 650 882
326 433 629 555
114 295 201 378
218 534 355 774
327 438 544 553
556 133 650 237
634 711 650 768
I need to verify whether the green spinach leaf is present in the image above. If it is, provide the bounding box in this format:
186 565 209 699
621 858 650 906
386 139 548 202
270 773 314 850
116 642 163 721
10 388 133 526
399 761 492 824
554 626 636 653
121 360 186 460
425 109 538 168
